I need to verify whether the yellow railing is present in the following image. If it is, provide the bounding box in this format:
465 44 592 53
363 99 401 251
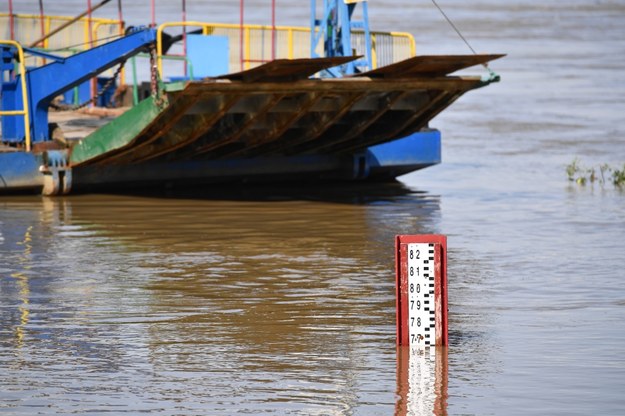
0 13 122 69
157 21 312 77
1 13 125 101
157 21 416 79
0 41 32 152
370 31 416 69
2 14 414 78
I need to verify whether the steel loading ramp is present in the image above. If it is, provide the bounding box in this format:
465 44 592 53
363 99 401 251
69 54 504 168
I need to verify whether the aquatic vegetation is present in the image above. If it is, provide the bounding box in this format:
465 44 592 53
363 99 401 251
612 165 625 188
566 159 625 189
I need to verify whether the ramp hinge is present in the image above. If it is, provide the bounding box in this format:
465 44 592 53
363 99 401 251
40 150 72 196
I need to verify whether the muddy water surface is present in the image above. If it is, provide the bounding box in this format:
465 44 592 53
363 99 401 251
2 1 625 415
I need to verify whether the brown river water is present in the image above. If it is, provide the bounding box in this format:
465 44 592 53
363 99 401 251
2 1 625 415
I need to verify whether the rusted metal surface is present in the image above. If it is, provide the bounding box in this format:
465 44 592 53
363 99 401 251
74 55 503 167
215 56 359 82
357 54 505 78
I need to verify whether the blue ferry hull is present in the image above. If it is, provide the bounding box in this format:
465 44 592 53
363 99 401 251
1 130 440 193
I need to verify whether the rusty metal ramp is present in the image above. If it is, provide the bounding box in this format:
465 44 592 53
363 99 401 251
70 54 503 167
354 54 504 78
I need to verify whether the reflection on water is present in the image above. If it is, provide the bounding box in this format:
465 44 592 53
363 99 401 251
10 226 32 350
396 347 448 416
0 185 457 414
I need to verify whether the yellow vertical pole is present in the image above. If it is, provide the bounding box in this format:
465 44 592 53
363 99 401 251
371 34 377 69
244 27 250 69
156 24 164 78
43 16 51 50
18 45 32 152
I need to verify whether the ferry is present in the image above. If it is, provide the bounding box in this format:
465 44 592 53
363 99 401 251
0 0 503 195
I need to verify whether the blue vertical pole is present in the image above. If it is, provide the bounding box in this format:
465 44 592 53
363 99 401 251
340 2 353 73
310 0 372 76
362 1 372 70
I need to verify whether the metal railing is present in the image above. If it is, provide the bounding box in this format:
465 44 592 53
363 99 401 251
0 41 32 151
1 13 126 106
156 21 416 79
0 13 122 71
2 13 416 76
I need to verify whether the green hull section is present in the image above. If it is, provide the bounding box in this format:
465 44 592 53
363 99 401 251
70 97 164 166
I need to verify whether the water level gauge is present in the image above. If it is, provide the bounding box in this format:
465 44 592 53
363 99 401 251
396 235 447 347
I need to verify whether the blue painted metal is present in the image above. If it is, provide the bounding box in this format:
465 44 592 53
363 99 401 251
1 28 156 145
0 45 17 134
61 77 115 107
0 152 44 190
186 35 229 78
366 130 442 179
21 46 66 63
0 129 440 193
368 130 441 168
311 0 372 76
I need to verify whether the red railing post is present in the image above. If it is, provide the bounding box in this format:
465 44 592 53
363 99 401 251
239 0 244 70
271 0 276 60
8 0 15 40
38 0 45 46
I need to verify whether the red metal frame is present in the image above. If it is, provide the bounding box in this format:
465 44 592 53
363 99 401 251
117 0 124 33
271 0 276 60
38 0 45 46
8 0 15 40
395 234 448 346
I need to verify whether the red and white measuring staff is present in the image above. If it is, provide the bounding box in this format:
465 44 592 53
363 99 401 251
396 235 448 347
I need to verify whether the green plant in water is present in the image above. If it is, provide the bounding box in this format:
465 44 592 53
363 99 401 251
566 159 625 189
600 163 610 184
612 164 625 188
566 158 582 183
